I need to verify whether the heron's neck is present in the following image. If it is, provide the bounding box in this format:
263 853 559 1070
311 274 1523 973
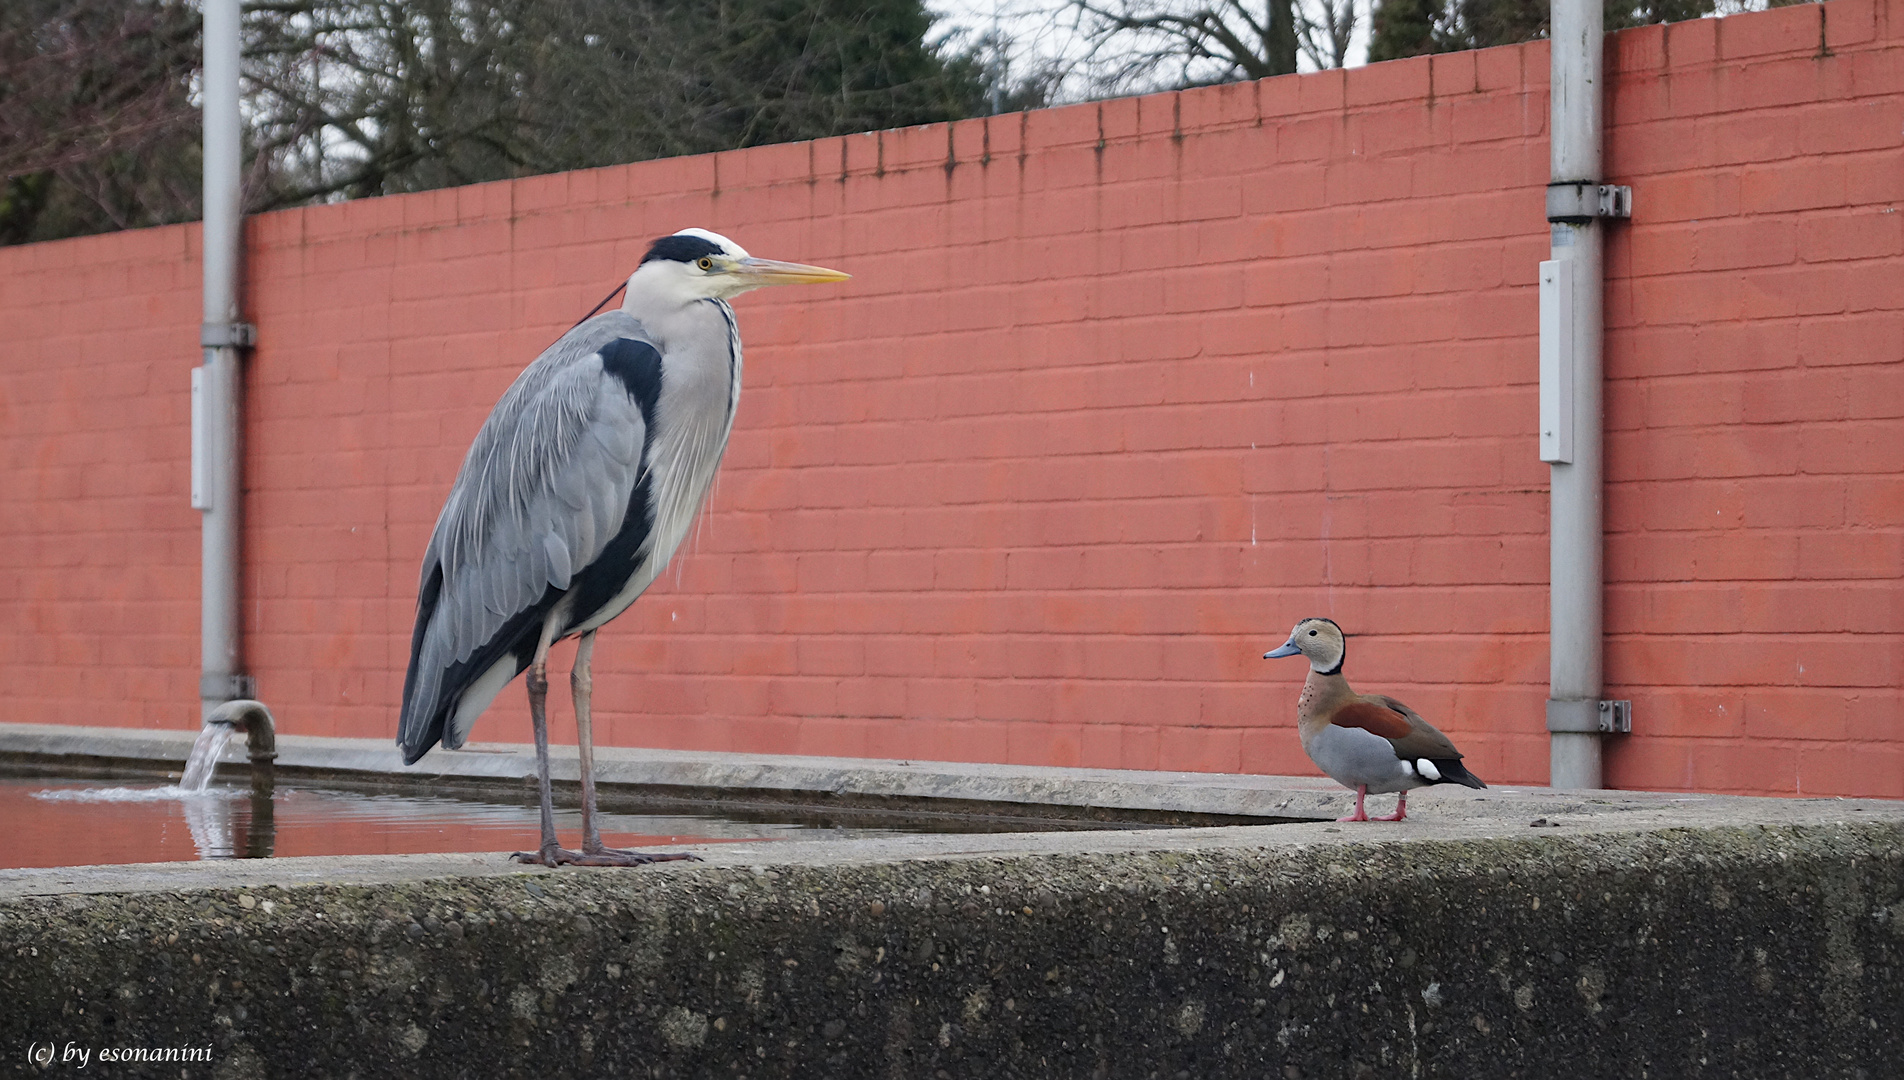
620 295 726 351
619 297 741 439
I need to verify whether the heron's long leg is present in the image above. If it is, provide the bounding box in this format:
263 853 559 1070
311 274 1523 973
512 618 566 865
573 630 604 853
567 630 698 867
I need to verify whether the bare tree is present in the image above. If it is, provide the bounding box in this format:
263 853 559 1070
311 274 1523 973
242 1 534 207
0 0 202 242
242 0 995 211
1369 0 1725 62
1001 0 1801 99
4 0 994 242
945 19 1065 114
1053 0 1302 97
1296 0 1358 69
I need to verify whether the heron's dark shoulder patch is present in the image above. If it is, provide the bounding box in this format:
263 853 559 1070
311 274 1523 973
641 234 725 265
598 337 662 421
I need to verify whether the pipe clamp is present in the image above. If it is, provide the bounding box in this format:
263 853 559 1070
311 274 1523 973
1546 698 1632 733
201 322 258 349
1546 183 1632 223
200 672 257 700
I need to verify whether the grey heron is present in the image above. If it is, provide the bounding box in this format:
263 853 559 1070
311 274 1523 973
397 228 849 866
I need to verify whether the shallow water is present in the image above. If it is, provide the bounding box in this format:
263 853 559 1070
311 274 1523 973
4 777 919 869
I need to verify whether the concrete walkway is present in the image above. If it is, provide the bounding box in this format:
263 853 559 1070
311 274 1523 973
2 775 1897 899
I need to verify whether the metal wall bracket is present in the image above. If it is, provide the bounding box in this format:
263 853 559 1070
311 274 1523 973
1538 259 1574 464
1546 698 1633 734
201 322 258 349
190 366 211 509
199 672 257 701
1599 699 1633 734
1546 183 1632 223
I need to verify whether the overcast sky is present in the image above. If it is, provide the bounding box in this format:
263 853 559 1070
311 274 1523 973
928 0 1374 105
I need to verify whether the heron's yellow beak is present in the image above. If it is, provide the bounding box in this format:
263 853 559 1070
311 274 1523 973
729 256 851 286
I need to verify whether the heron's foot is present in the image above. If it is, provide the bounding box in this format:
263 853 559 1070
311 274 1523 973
510 846 698 867
509 846 578 867
569 846 700 867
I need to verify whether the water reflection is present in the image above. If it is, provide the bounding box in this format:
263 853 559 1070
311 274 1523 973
6 778 917 870
28 783 273 859
247 784 276 858
177 786 276 858
178 787 232 857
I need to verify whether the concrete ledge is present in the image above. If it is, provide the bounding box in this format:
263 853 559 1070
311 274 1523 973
0 723 1868 833
4 791 1903 1077
0 722 1354 826
5 724 1903 1076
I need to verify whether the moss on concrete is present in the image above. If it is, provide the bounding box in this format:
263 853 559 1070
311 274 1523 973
4 823 1902 1078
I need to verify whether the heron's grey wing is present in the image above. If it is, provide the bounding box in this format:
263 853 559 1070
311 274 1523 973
398 313 656 762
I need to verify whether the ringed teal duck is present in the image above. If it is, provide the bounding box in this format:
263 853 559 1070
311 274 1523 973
1265 617 1485 821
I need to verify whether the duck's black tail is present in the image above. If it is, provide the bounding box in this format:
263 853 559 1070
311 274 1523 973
1428 758 1487 789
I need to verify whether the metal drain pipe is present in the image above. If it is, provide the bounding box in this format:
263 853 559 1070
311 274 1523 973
1541 0 1631 787
193 0 258 722
205 699 279 797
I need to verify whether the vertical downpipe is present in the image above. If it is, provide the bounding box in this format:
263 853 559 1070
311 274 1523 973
1545 0 1605 788
197 0 252 721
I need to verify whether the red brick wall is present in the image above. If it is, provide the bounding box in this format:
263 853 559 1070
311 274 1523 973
2 0 1898 796
2 227 204 724
1603 0 1904 794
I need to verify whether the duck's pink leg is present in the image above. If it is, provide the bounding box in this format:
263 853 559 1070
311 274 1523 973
1372 789 1409 822
1338 785 1371 822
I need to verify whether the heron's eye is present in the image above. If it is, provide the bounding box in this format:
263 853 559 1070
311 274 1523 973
696 257 715 271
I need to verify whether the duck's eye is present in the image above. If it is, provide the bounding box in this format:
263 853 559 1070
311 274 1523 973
696 257 715 271
1308 630 1318 636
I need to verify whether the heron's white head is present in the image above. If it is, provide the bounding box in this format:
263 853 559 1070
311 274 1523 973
1264 617 1347 675
623 228 849 309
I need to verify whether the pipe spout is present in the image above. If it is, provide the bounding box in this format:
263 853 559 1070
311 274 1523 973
205 699 278 796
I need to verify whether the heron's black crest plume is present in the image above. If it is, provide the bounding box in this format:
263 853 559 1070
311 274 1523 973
572 282 626 330
642 234 727 265
567 232 727 333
